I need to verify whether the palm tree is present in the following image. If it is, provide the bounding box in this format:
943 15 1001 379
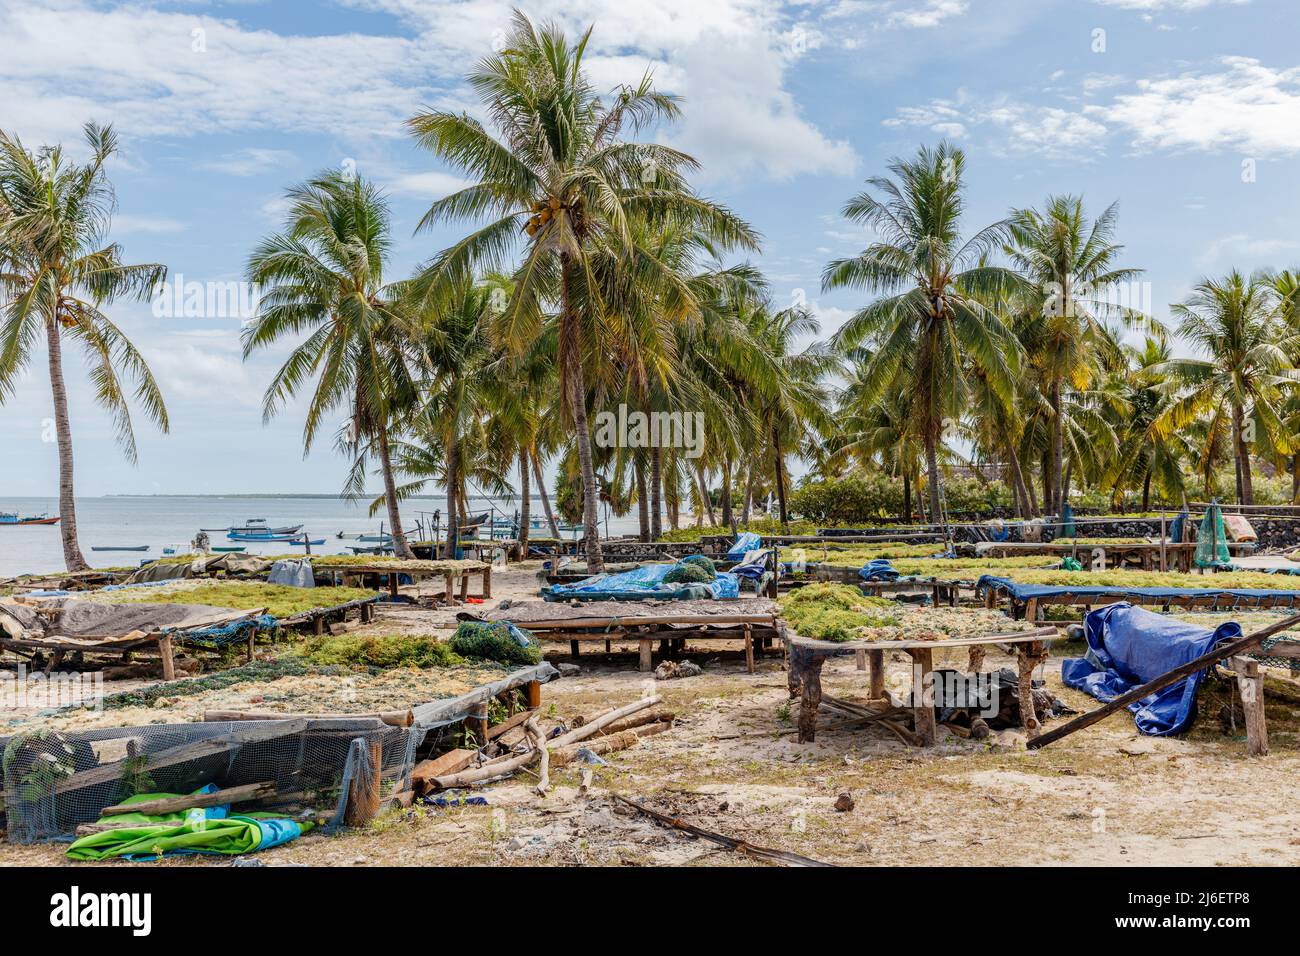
1005 195 1149 516
0 123 169 571
1153 270 1296 505
823 142 1022 523
243 171 415 557
1104 338 1189 510
406 11 756 569
404 276 508 558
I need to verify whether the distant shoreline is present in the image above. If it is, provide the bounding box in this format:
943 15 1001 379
96 493 531 500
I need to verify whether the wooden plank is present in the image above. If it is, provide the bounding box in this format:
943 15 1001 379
1029 613 1300 749
411 749 476 793
102 781 275 817
908 647 936 746
1230 656 1268 756
487 708 537 740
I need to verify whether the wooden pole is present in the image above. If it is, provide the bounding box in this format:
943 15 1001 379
1029 612 1300 749
1230 656 1269 756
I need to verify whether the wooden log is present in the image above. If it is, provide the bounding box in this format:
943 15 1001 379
467 701 490 747
527 717 549 796
868 649 885 700
101 781 275 817
345 741 383 827
550 721 672 767
483 567 492 599
1018 640 1045 738
744 623 755 674
202 709 414 728
639 638 653 672
798 657 823 743
76 820 177 836
855 648 867 671
908 647 936 746
1230 656 1269 756
594 707 675 735
1029 612 1300 749
525 679 542 709
411 749 476 795
487 708 536 740
158 634 175 681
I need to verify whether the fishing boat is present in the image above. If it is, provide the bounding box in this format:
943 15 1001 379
288 538 326 546
202 518 304 535
0 512 60 526
91 545 150 552
227 530 312 543
212 546 246 553
349 544 394 555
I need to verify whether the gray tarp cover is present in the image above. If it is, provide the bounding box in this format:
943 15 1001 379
126 552 272 584
0 597 257 643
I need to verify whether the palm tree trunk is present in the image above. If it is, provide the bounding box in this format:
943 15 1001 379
741 463 754 525
376 428 413 559
924 430 943 527
697 463 716 525
531 448 560 539
559 256 603 572
720 454 735 532
1050 376 1064 517
45 319 87 571
518 449 531 555
772 428 789 527
902 471 912 522
650 447 663 540
1007 449 1033 519
1231 404 1250 505
635 456 650 542
1041 453 1053 515
1141 470 1152 513
444 432 459 560
1292 454 1299 504
1238 407 1254 505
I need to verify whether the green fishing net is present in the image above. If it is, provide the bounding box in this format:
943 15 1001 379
1194 502 1231 569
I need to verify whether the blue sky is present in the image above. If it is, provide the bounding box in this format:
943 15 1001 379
2 0 1299 495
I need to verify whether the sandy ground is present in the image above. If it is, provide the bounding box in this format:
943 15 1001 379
5 560 1300 867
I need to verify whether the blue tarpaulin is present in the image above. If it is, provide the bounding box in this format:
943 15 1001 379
727 532 762 560
1061 603 1239 736
542 562 740 602
859 559 900 582
976 574 1300 607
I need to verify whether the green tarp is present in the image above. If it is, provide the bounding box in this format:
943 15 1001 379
67 790 311 861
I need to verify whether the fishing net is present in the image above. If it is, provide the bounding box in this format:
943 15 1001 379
0 719 416 844
1195 502 1231 569
171 614 279 649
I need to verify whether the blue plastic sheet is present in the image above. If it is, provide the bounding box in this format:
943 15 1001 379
543 561 739 601
1061 603 1239 736
859 559 900 582
727 532 761 560
976 575 1300 606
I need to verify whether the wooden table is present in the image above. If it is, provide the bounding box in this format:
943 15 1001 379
505 612 781 673
329 563 491 605
784 626 1058 745
974 540 1254 572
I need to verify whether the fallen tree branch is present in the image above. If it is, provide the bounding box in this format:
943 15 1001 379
611 794 833 867
101 781 276 817
527 716 550 796
550 721 672 767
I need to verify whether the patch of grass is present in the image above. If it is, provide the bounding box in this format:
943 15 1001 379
304 633 464 669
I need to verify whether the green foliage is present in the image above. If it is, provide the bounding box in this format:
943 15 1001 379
788 475 905 522
103 657 316 709
304 633 464 669
448 621 542 666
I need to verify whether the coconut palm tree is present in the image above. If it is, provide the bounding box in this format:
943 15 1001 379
405 11 757 569
823 142 1023 523
243 170 415 557
1153 270 1297 505
0 123 169 571
1004 195 1150 516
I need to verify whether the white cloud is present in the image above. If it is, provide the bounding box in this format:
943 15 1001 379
110 215 187 235
197 148 296 177
1091 0 1247 8
0 0 860 183
886 94 1108 159
1102 57 1300 156
385 170 474 199
1197 233 1300 270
